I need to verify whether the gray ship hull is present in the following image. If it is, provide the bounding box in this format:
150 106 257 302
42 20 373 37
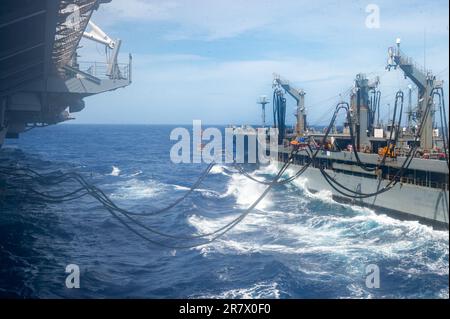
275 160 449 229
0 127 5 148
0 1 131 149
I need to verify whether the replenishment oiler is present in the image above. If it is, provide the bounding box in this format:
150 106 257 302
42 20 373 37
245 39 448 229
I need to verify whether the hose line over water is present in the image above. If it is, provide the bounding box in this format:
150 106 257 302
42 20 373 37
0 88 447 247
0 149 298 249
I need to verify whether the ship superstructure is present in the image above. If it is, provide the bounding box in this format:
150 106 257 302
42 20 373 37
0 0 131 147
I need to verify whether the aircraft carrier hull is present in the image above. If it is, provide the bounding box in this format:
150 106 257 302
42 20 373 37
0 127 5 148
274 160 449 229
0 0 131 149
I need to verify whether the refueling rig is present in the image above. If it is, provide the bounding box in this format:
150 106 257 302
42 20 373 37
259 39 449 228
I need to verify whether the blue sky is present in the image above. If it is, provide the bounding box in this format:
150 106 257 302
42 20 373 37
74 0 449 125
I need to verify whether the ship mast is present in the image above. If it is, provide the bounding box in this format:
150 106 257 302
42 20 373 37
256 96 270 128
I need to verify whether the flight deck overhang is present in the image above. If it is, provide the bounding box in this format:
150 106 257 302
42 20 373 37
0 0 132 145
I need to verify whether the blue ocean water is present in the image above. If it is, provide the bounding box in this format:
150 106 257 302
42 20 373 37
0 124 448 298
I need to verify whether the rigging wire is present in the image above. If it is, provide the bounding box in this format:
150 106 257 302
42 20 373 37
346 91 404 172
317 88 437 199
232 103 350 186
432 87 449 168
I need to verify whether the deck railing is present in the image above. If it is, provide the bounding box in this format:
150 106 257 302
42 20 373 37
76 61 130 80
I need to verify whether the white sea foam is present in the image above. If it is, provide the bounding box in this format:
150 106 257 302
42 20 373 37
345 283 374 299
108 162 448 285
287 173 381 216
209 165 231 176
171 184 222 198
128 170 143 177
110 179 165 200
254 163 283 176
195 281 281 299
221 171 273 209
438 289 449 299
188 193 449 279
110 166 121 176
172 185 194 191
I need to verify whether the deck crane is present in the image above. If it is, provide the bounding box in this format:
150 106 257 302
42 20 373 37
82 20 123 79
387 38 439 150
273 74 307 136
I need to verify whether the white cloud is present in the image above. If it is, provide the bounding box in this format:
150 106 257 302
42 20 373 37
75 0 448 125
76 52 377 124
94 0 448 41
76 45 448 125
100 0 178 21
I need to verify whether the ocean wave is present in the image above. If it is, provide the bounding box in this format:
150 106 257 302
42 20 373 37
110 179 166 200
209 165 231 176
128 170 143 177
2 125 447 298
188 201 448 280
222 172 273 209
171 184 222 199
109 166 121 177
194 281 281 299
